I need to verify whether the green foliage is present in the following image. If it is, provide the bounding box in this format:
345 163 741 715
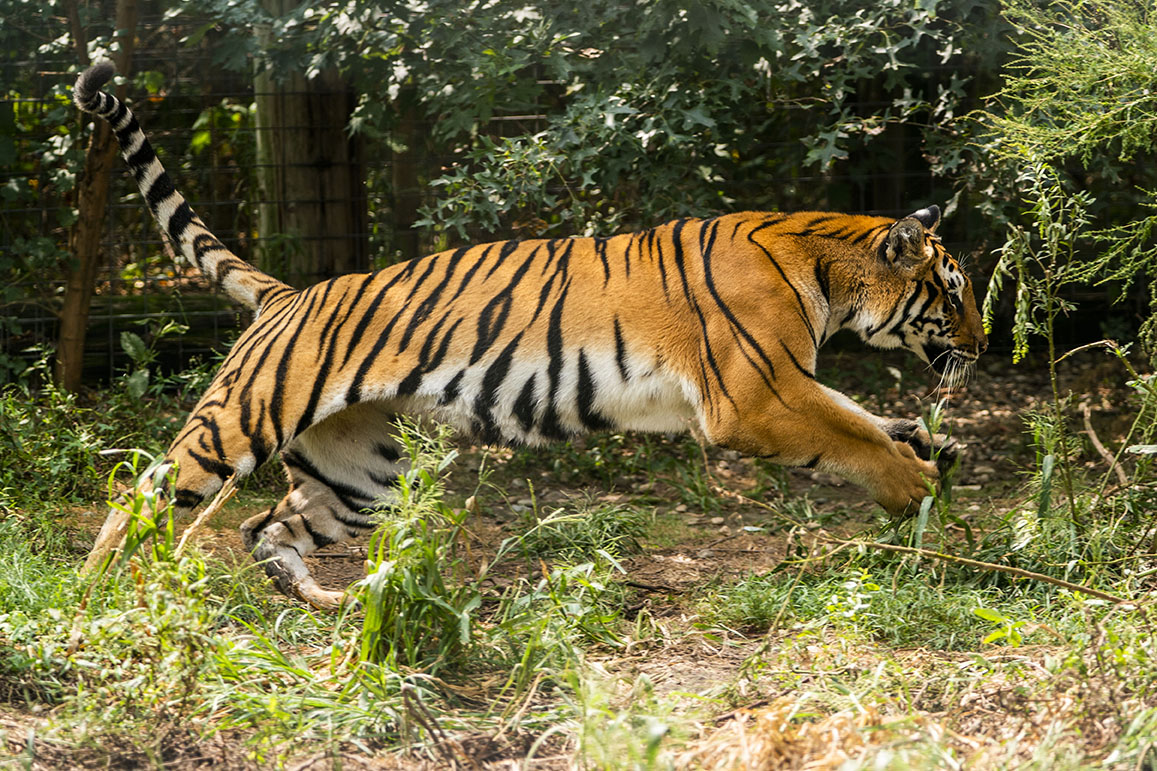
358 420 479 673
980 0 1157 351
410 0 998 236
176 0 999 237
0 341 209 509
973 606 1025 646
572 673 678 770
983 164 1093 364
992 0 1157 165
515 500 650 563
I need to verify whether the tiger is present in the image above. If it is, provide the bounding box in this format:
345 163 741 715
73 61 987 609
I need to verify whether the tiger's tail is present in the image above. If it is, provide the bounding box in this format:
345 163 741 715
73 61 292 313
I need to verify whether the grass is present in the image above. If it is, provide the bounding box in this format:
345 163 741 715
2 351 1157 768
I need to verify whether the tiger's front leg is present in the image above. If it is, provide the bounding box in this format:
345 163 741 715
705 384 941 516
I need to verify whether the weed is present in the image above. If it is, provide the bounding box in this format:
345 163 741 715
571 671 682 770
514 499 651 563
358 419 479 674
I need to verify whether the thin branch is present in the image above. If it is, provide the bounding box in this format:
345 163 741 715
1082 401 1129 487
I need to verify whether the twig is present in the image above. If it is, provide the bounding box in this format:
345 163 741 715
623 579 680 593
175 476 238 558
712 699 771 724
1082 402 1129 487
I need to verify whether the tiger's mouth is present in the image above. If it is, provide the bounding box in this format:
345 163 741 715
923 341 977 388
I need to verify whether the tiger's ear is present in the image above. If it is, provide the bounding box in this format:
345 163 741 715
883 215 935 272
908 204 940 233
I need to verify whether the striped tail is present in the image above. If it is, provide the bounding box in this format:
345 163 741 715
73 61 292 312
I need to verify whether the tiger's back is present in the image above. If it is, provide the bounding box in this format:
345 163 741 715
74 63 986 609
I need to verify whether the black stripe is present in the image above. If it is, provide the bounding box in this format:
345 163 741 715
613 318 630 381
283 451 376 514
339 268 413 372
780 341 815 379
127 142 156 176
473 332 523 444
872 286 920 339
298 515 337 548
110 104 132 134
747 221 819 344
654 230 670 297
244 510 275 540
448 243 497 304
396 315 462 396
594 237 611 284
576 349 611 431
145 172 176 213
344 272 423 400
293 282 351 437
441 370 465 405
374 442 401 462
701 219 780 385
397 247 468 353
470 293 513 365
268 291 322 445
669 219 695 303
485 239 523 280
167 200 194 244
539 281 571 440
187 448 232 480
814 261 830 304
513 374 537 432
469 245 539 365
852 224 886 245
173 488 205 511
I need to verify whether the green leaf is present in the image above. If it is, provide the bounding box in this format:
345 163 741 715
126 369 149 401
120 332 149 366
972 607 1005 623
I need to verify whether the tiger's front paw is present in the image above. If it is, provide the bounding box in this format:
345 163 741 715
884 419 960 476
874 443 939 516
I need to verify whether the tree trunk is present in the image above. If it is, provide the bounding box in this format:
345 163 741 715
254 0 367 286
55 0 138 392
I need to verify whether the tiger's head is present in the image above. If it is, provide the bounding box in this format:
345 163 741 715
856 205 987 387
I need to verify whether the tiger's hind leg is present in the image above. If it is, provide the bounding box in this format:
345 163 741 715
240 403 407 609
83 397 267 574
